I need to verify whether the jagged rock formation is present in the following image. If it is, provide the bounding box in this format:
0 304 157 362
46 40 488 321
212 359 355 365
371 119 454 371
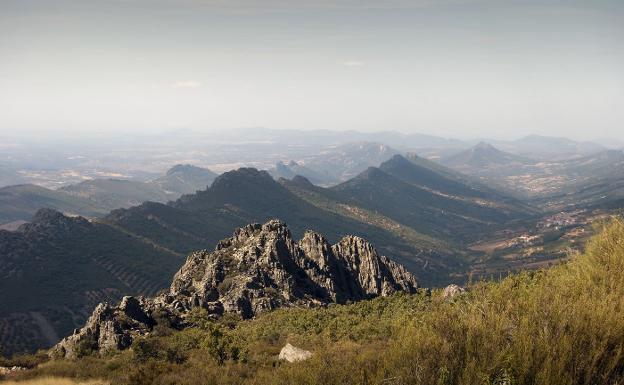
52 220 418 358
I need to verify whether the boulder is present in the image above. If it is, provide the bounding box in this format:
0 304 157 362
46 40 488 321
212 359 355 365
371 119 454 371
278 343 312 363
442 284 466 300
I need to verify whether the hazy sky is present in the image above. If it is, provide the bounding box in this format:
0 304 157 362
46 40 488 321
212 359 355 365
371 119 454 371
0 0 622 140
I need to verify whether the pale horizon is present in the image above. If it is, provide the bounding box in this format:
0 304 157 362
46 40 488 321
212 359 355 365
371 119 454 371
1 0 623 141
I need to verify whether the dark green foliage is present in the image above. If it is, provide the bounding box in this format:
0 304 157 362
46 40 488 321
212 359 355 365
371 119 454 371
0 210 184 356
74 336 97 359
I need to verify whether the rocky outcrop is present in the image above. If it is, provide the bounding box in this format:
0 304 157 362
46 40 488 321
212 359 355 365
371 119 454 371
52 220 418 358
0 366 26 376
278 343 312 363
52 297 156 359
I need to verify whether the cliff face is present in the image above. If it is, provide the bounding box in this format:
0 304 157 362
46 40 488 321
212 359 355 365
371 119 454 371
52 220 418 358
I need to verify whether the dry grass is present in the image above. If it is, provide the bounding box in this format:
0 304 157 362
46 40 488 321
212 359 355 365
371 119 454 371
0 378 107 385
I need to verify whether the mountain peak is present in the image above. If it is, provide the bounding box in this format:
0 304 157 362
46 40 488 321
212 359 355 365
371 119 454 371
210 168 274 189
52 220 418 358
20 208 91 235
382 154 412 168
30 208 89 226
289 175 315 187
442 141 528 168
354 166 388 181
473 141 496 151
166 164 200 175
31 208 67 222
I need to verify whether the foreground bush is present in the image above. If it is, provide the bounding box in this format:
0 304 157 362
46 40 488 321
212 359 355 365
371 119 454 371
11 219 624 385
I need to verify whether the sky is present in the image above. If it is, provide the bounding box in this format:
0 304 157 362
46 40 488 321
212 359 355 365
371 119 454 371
0 0 623 141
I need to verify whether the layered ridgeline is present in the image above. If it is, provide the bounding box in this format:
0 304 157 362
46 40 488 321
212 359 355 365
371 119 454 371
0 155 534 356
0 184 109 225
0 164 218 225
283 154 535 244
106 156 534 277
440 141 624 210
52 220 418 358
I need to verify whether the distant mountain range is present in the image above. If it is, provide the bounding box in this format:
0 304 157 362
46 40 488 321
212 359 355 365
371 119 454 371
262 135 608 188
0 164 218 225
59 179 175 209
0 155 535 355
223 128 465 151
267 142 400 185
0 184 109 225
268 161 329 185
529 150 624 210
488 134 605 160
438 141 624 210
441 142 532 171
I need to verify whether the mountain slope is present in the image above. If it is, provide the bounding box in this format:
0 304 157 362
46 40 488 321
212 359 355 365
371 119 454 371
440 146 624 210
106 168 443 273
0 165 219 225
528 150 624 210
329 165 528 243
0 209 183 356
494 134 605 160
0 184 108 224
380 154 535 212
60 179 175 210
148 164 218 195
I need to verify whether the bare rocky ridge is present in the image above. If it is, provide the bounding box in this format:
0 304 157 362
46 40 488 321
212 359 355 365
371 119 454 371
52 219 418 358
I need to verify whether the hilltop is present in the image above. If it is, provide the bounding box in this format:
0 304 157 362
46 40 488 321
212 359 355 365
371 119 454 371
149 164 218 196
440 142 532 171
